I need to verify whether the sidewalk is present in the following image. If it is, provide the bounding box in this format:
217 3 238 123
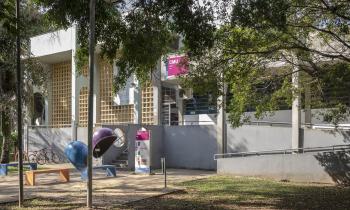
0 166 214 207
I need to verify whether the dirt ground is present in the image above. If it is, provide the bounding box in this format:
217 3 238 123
0 164 214 208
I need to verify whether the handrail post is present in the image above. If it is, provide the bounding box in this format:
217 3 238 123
163 157 167 189
161 157 165 175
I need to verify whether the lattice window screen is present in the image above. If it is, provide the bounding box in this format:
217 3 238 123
141 82 154 125
51 61 71 127
79 87 88 127
99 60 134 124
81 66 88 77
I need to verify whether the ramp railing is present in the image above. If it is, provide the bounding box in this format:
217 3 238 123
214 144 350 160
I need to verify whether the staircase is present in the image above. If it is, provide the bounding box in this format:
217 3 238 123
105 138 129 170
111 147 129 170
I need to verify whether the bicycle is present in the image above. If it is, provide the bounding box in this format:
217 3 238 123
14 151 29 162
28 150 41 164
35 147 61 165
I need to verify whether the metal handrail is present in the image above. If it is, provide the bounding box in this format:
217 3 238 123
214 144 350 160
242 121 350 130
27 124 72 128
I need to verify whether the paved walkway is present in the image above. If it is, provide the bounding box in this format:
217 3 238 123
0 164 214 207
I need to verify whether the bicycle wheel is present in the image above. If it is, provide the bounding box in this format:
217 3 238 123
23 153 29 162
14 152 19 162
15 152 29 162
28 154 37 163
51 153 60 164
36 154 46 165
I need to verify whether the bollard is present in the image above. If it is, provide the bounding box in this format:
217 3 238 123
161 157 165 175
164 157 167 189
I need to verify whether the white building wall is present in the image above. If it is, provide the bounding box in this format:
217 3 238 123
31 27 74 57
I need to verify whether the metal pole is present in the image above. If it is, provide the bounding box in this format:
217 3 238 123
16 0 24 206
161 157 164 175
87 0 96 208
164 157 167 189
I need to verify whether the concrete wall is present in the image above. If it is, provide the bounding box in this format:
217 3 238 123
226 125 350 153
27 127 72 161
217 151 350 184
227 125 292 153
183 114 217 125
245 109 350 124
163 125 217 170
304 128 350 147
27 123 350 176
31 27 73 57
220 125 350 183
101 124 164 170
101 124 217 170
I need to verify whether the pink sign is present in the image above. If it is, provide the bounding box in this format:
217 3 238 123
136 130 150 141
167 55 188 78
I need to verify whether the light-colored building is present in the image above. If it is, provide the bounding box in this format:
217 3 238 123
27 27 350 184
30 26 217 131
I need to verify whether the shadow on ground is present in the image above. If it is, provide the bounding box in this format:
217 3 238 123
1 175 350 210
126 176 350 210
315 150 350 185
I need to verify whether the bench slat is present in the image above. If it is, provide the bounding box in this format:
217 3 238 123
25 168 70 186
0 163 37 176
29 168 69 174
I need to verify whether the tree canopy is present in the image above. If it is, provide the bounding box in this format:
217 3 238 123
33 0 216 90
0 0 48 162
4 0 349 128
185 0 350 126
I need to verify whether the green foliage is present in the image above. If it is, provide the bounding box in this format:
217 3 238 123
321 104 350 126
0 1 48 162
185 0 350 126
0 1 48 110
34 0 215 91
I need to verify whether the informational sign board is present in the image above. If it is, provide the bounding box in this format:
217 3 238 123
135 129 151 174
167 55 188 79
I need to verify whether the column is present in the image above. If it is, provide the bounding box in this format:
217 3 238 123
304 82 312 127
93 55 99 125
176 86 184 125
216 83 227 154
71 24 78 140
152 64 162 125
292 67 301 150
133 79 142 124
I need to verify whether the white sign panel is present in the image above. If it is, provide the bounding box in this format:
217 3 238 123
135 128 151 174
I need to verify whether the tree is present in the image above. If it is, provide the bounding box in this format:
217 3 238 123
0 0 48 163
185 0 350 126
33 0 216 89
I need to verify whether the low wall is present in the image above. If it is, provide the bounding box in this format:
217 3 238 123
102 124 164 170
227 125 292 153
304 128 350 147
163 125 217 170
217 151 350 184
27 127 72 161
102 124 217 170
27 122 350 174
226 125 350 153
245 109 350 124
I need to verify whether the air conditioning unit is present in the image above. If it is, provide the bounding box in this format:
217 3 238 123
179 88 193 99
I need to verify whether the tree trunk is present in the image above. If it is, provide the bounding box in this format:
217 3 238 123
0 109 11 163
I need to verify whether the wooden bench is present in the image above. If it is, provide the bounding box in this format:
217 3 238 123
81 165 116 180
0 162 37 176
25 168 69 186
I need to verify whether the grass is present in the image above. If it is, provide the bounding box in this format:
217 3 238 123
127 176 350 210
1 175 350 209
7 166 48 174
7 167 31 173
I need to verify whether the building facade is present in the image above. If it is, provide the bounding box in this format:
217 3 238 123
30 26 218 131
